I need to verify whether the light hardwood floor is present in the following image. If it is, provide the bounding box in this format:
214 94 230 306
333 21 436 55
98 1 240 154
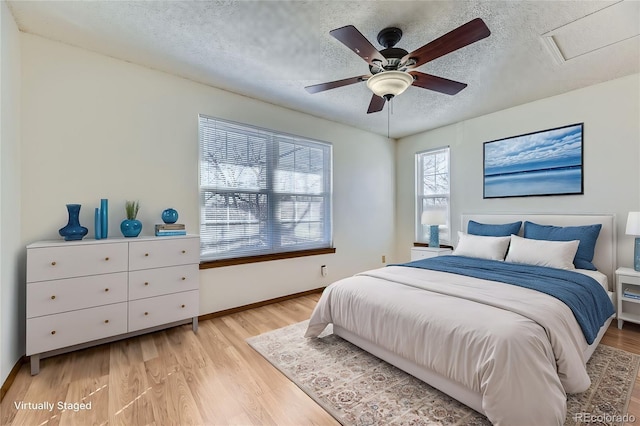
2 293 640 426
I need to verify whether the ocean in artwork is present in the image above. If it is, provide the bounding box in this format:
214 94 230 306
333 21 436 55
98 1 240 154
484 166 582 198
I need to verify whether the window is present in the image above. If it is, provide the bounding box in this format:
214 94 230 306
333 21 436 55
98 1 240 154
199 115 332 262
416 147 450 244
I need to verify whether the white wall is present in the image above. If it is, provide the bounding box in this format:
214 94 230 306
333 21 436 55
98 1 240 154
396 74 640 268
0 0 23 385
20 33 396 315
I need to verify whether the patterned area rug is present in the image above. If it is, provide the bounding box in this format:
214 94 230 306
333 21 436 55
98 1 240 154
247 321 640 426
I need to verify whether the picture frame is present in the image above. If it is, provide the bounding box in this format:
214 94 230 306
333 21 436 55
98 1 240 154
483 123 584 199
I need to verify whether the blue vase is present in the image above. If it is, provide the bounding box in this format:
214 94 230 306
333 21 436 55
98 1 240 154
162 208 178 224
120 219 142 237
94 207 102 239
100 199 108 238
59 204 88 241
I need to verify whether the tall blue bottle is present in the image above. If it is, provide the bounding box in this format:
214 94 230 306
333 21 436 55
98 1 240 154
95 207 102 240
100 199 108 239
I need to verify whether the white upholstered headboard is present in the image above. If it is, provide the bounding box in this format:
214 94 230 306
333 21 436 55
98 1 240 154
460 214 616 286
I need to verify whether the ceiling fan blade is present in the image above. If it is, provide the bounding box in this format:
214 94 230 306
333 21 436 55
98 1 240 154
305 75 369 94
410 71 467 95
403 18 490 68
367 94 386 114
330 25 388 66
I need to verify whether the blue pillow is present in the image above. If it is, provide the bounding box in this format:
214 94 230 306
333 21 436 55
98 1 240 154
467 220 522 237
523 221 602 270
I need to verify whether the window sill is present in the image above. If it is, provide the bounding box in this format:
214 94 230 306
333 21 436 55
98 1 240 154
199 247 336 269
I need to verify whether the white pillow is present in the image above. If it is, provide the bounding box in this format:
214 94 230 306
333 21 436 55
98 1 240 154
452 232 511 261
505 234 579 270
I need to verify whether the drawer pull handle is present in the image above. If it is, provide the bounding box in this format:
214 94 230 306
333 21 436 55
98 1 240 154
104 288 109 292
144 282 149 286
181 277 186 281
145 253 149 257
51 330 56 335
144 312 149 316
104 257 110 261
181 250 186 254
181 304 186 308
50 295 56 300
104 320 109 324
51 261 56 266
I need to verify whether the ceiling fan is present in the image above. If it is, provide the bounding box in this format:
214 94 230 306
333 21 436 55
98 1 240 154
305 18 490 114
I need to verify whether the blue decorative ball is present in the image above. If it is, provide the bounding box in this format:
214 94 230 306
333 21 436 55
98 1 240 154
162 208 178 224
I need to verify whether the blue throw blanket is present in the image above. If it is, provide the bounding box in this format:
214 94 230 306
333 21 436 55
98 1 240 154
395 256 615 344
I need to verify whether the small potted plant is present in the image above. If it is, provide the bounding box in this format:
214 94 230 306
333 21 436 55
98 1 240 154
120 200 142 237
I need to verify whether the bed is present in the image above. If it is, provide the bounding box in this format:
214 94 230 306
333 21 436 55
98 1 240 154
305 214 617 426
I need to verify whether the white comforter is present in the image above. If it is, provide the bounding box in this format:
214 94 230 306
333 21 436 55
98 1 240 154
305 265 593 426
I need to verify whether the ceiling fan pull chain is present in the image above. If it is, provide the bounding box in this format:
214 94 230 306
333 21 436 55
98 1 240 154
387 101 391 139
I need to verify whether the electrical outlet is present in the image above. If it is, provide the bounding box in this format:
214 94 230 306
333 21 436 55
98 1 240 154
321 265 327 277
382 255 386 264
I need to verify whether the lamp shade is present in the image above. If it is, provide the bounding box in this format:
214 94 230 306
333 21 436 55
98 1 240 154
421 209 447 226
627 212 640 236
366 71 413 98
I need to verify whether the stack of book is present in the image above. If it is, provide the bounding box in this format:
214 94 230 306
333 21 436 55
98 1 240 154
155 223 186 236
623 287 640 300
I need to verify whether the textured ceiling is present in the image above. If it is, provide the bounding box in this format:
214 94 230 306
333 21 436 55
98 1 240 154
8 0 640 138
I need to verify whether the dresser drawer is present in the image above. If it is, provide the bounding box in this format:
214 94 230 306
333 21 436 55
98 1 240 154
619 274 640 286
26 302 127 355
128 290 198 332
27 242 128 282
128 265 198 300
27 272 127 318
128 237 199 271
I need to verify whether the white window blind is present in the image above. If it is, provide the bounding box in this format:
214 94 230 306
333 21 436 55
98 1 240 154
199 115 332 261
416 147 450 243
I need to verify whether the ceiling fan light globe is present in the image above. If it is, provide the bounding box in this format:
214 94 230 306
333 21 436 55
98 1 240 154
366 71 413 98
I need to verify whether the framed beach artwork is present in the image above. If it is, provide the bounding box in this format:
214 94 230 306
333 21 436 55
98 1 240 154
483 123 584 198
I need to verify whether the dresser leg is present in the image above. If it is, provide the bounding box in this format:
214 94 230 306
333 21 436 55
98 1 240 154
30 354 40 375
192 316 198 333
618 319 624 329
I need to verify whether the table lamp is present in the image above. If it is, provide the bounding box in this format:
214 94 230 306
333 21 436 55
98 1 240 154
626 212 640 271
421 209 447 248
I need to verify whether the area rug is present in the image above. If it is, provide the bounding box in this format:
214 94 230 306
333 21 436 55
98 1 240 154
247 321 640 426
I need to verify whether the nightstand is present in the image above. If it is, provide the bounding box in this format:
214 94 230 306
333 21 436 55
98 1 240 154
410 246 453 261
616 267 640 329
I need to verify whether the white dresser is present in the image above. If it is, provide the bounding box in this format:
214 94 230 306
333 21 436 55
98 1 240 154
26 235 199 374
